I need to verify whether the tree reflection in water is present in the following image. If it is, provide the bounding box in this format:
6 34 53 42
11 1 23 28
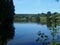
36 17 60 45
0 24 15 45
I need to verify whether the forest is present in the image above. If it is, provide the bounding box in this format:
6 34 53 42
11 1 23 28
14 11 60 24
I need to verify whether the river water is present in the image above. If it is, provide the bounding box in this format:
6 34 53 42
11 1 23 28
7 22 60 45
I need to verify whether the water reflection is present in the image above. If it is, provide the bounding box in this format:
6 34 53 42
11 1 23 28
36 18 60 45
0 24 15 45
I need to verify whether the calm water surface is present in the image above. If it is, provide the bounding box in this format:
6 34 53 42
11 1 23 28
7 23 60 45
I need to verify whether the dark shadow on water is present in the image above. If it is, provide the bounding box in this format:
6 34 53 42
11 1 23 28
0 24 15 45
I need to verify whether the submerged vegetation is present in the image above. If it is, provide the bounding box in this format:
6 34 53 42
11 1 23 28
36 16 60 45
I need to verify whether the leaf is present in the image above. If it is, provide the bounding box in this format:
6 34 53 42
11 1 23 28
38 31 41 35
45 35 48 38
36 38 39 41
41 35 44 38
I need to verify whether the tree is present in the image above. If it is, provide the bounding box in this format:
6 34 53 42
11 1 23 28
0 1 15 45
0 0 15 26
47 11 51 16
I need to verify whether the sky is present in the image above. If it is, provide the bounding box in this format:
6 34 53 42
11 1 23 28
13 0 60 14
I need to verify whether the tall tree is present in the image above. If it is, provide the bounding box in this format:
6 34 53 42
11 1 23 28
0 0 15 25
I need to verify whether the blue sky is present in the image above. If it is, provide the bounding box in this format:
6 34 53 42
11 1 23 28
13 0 60 14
